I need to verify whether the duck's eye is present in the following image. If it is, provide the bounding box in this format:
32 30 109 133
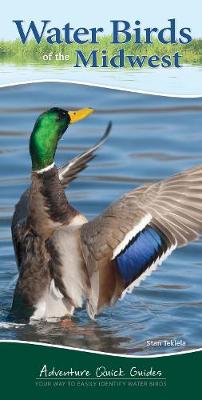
57 111 66 121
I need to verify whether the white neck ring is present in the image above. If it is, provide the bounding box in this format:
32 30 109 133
35 162 55 174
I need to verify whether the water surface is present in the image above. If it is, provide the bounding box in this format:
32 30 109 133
0 64 202 95
0 82 202 355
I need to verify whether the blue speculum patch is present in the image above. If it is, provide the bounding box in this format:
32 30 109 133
116 226 167 286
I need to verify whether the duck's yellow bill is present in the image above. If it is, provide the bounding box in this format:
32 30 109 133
69 108 94 124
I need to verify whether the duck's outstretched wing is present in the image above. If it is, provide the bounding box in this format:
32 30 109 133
80 165 202 318
59 122 112 188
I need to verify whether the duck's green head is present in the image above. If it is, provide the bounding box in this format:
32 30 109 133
29 107 93 171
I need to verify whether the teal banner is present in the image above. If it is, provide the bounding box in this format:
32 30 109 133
0 342 200 399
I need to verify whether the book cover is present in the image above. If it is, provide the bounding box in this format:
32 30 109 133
0 1 201 399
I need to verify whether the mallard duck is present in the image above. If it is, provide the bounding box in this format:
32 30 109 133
11 107 202 322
